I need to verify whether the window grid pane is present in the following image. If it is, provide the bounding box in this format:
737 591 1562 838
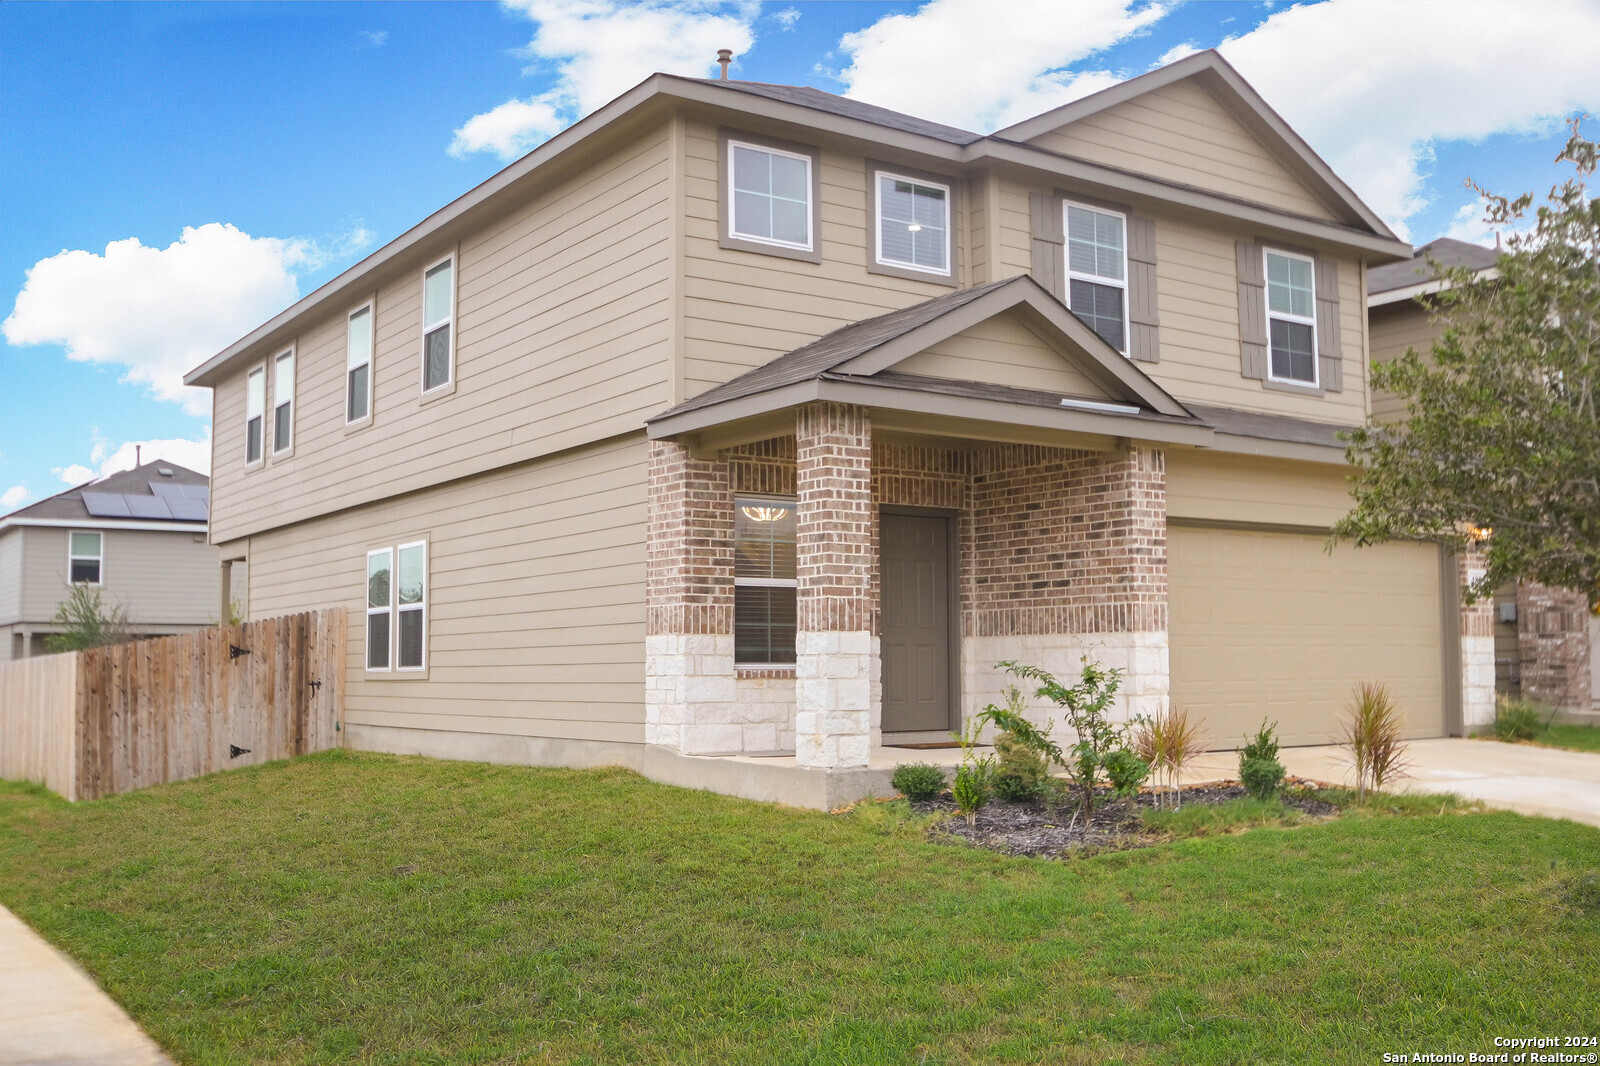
734 499 796 581
424 262 452 327
1066 205 1125 282
70 532 100 557
1266 253 1314 318
731 145 809 247
273 404 291 452
424 325 451 390
1269 319 1317 383
70 559 101 584
397 545 425 606
348 365 369 422
1068 279 1126 352
878 176 948 271
367 551 391 610
274 352 294 402
735 585 797 665
347 308 372 370
246 417 262 463
367 612 390 670
398 609 424 669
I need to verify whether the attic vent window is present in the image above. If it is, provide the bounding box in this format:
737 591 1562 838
1059 397 1140 415
158 467 175 477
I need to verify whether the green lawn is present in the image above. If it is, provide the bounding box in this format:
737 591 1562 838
1530 723 1600 753
1 751 1596 1065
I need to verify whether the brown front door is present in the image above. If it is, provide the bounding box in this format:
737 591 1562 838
880 512 953 733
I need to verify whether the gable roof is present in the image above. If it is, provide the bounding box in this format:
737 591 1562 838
1368 237 1499 302
184 58 1409 391
1 461 209 530
647 275 1200 441
993 50 1395 240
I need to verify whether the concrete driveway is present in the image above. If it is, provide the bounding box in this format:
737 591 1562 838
1183 737 1600 828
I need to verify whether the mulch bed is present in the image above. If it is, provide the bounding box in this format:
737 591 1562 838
906 778 1342 858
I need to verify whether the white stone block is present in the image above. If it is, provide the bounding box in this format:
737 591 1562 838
796 678 835 713
836 630 873 656
681 723 744 755
822 710 870 736
834 677 872 711
741 723 779 751
836 734 871 768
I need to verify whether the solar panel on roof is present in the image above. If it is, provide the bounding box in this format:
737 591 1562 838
168 498 209 521
81 492 133 518
149 482 185 498
125 496 175 519
192 486 210 502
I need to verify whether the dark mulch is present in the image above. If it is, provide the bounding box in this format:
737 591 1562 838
908 778 1342 858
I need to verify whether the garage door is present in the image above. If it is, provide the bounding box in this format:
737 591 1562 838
1169 525 1446 748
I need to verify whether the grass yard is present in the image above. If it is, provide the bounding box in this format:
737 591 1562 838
1 751 1597 1066
1530 722 1600 753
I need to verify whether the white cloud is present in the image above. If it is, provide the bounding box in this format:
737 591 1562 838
1215 0 1600 239
772 7 800 30
1153 42 1199 66
3 222 371 415
836 0 1170 132
450 0 758 160
1 485 31 511
52 429 213 487
362 30 388 47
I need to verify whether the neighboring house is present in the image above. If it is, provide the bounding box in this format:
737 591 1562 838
182 49 1496 803
0 461 235 659
1370 239 1598 719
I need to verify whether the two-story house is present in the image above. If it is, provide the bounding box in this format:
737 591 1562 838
0 461 231 658
1370 238 1597 721
184 50 1492 805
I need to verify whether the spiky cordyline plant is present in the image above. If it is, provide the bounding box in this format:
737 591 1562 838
1342 681 1411 803
1133 705 1210 809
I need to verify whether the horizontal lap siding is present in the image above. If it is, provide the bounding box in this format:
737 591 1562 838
0 530 20 624
210 126 676 544
18 527 219 628
1167 450 1354 528
244 435 648 744
682 120 968 397
1369 302 1441 423
895 311 1107 396
1027 80 1338 222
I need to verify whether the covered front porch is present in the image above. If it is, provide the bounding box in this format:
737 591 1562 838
642 277 1215 777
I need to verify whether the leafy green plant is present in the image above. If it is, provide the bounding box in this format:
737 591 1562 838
993 657 1139 822
1132 705 1210 809
1102 748 1149 797
1238 719 1285 800
890 763 947 802
982 685 1052 802
949 717 994 826
1494 696 1545 741
43 585 131 653
1342 681 1411 803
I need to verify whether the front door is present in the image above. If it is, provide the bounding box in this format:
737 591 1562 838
880 512 953 733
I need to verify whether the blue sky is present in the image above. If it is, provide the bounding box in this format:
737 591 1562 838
3 0 1597 512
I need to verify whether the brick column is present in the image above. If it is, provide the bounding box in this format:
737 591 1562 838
794 402 878 769
1457 548 1495 730
1517 582 1592 715
645 440 737 754
1102 444 1170 723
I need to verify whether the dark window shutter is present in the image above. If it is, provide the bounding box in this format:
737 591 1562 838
1127 214 1160 363
1030 192 1064 300
1235 240 1267 380
1314 256 1343 392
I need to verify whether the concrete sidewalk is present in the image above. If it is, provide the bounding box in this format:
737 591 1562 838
1182 737 1600 828
0 905 171 1066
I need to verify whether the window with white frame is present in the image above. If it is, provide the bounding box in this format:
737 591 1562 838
366 548 392 671
729 141 812 250
1064 202 1128 353
347 304 373 424
245 365 265 463
272 348 294 453
875 171 950 275
366 541 428 673
733 497 796 665
422 258 454 393
1264 249 1318 384
68 531 102 585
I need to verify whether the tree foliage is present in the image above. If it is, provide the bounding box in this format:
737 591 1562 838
1334 123 1600 604
44 585 132 653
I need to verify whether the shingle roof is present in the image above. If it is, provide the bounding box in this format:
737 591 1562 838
675 78 983 145
652 278 1017 420
1185 403 1353 449
1369 237 1499 294
3 461 209 524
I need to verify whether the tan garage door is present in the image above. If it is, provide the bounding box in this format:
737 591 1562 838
1169 525 1445 748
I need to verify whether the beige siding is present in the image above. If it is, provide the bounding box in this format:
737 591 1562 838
1369 301 1443 423
682 119 970 396
18 526 220 629
893 310 1109 397
245 434 647 745
1167 449 1354 528
0 529 20 625
210 124 677 544
1027 79 1338 221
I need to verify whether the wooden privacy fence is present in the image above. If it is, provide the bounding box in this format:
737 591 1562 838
0 608 345 801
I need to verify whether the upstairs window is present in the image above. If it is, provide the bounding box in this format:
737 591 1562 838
729 141 812 250
422 257 454 393
68 531 102 585
347 304 374 424
272 348 294 454
734 497 797 665
1065 202 1128 353
245 365 265 464
875 171 950 275
1265 249 1318 384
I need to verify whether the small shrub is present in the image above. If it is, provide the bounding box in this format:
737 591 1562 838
1102 748 1149 797
1494 697 1544 741
992 770 1042 803
988 685 1052 802
890 763 946 802
951 760 993 826
1238 719 1285 800
44 585 131 653
996 657 1135 822
1342 681 1410 802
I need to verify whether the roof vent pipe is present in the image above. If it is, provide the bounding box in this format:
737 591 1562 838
717 49 732 80
136 445 142 467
